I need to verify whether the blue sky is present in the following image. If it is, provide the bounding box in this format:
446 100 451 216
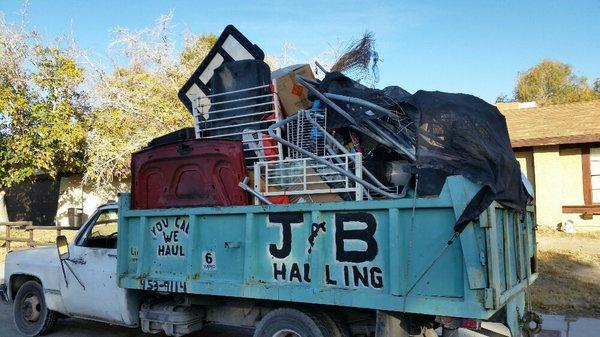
1 0 599 103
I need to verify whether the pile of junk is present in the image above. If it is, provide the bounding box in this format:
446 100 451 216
131 25 531 230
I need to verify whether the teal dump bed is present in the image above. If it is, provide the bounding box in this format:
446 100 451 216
117 176 537 319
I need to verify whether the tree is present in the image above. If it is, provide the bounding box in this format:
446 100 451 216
0 16 88 188
179 30 217 76
83 12 215 193
495 94 515 103
515 59 599 106
594 78 600 95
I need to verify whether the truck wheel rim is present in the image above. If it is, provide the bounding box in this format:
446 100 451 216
272 329 300 337
22 294 41 322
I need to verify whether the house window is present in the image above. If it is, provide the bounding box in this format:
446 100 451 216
590 148 600 203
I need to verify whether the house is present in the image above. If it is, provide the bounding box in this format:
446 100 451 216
498 100 600 230
1 173 127 227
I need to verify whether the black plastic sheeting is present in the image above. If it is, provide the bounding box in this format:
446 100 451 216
319 73 413 128
405 91 529 233
318 73 529 233
317 73 416 160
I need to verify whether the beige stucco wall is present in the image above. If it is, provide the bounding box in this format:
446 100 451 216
558 147 584 205
515 150 535 190
532 146 563 228
517 145 600 230
55 174 129 227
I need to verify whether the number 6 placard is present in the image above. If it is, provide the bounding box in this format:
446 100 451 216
202 250 217 272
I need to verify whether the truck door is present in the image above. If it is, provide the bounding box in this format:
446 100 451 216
59 208 140 326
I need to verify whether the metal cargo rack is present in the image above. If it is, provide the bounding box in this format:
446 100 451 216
259 109 409 202
286 109 327 159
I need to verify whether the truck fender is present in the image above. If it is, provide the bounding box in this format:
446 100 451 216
9 273 69 315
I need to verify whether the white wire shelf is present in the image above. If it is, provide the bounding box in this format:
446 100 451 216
253 153 364 204
191 83 284 165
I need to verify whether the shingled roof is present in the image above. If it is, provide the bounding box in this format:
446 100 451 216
499 100 600 148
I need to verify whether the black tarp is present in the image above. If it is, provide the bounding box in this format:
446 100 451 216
317 73 529 233
318 73 413 129
405 90 529 232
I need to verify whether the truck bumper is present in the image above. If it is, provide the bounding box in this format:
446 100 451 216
0 283 8 303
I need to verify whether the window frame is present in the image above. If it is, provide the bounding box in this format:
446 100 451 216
584 146 600 205
75 207 118 248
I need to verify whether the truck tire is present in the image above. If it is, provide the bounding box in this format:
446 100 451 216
319 310 351 337
13 281 59 336
254 308 336 337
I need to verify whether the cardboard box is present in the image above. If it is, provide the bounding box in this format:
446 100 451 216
284 167 344 203
294 167 344 203
272 64 315 116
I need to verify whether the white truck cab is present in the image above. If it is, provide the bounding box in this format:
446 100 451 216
0 203 140 336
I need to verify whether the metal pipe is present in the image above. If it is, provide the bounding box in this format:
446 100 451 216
348 125 394 148
324 93 399 119
305 112 390 190
314 61 328 74
364 119 416 161
238 178 273 205
297 75 415 161
268 116 402 199
325 146 345 165
295 76 357 125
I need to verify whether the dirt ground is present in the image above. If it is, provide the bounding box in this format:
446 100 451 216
1 229 78 264
531 229 600 318
0 302 253 337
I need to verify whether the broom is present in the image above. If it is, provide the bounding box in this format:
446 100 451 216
330 31 375 80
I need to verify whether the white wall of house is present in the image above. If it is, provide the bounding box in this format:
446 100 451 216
55 175 129 227
0 191 9 222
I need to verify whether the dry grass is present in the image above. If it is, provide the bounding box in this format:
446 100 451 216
536 227 600 239
531 230 600 317
1 228 78 264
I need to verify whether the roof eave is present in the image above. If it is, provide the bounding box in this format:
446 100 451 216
512 133 600 148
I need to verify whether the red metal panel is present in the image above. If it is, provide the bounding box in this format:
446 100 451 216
131 139 248 209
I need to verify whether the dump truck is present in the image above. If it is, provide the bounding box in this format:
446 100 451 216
1 23 541 337
1 175 540 337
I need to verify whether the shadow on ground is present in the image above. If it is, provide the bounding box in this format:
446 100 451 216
0 301 253 337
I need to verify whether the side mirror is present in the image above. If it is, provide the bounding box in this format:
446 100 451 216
56 235 70 260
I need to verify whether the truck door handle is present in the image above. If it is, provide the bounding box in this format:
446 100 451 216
108 253 118 258
224 241 241 249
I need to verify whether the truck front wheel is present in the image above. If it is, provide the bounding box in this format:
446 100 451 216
13 281 59 336
254 308 337 337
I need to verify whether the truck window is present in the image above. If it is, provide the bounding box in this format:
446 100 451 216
81 209 119 249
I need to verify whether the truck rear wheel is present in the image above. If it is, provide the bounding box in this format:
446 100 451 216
13 281 59 336
254 308 337 337
320 310 351 337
